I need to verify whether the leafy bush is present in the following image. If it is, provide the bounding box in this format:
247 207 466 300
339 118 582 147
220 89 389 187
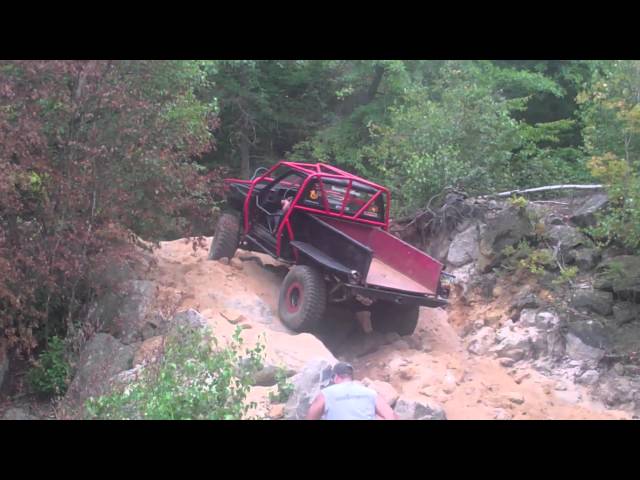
1 60 218 357
268 367 294 404
579 61 640 252
27 336 71 397
85 325 265 420
587 153 640 250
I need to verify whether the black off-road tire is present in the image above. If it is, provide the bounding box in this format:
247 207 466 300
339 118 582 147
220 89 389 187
371 302 420 336
278 265 327 332
209 212 241 260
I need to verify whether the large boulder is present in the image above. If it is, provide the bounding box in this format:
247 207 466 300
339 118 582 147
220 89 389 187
424 228 453 264
449 262 480 302
613 302 640 326
509 289 541 320
2 407 39 420
262 329 337 377
518 310 565 359
447 223 480 268
565 333 605 365
572 248 601 271
546 225 592 258
89 279 159 344
576 369 600 386
596 374 640 408
132 336 164 367
489 321 535 361
362 379 400 407
221 294 276 325
518 309 561 330
467 327 496 356
608 322 640 360
90 247 156 289
570 193 609 228
63 333 136 416
393 397 447 420
478 207 534 272
251 364 296 387
595 256 640 298
171 308 209 330
565 311 613 352
570 289 614 316
284 359 334 420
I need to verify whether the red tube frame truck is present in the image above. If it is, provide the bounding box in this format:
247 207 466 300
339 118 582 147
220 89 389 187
210 161 451 335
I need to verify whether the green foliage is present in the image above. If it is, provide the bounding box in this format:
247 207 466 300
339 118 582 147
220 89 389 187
508 195 529 209
584 157 640 249
580 61 640 251
268 367 294 403
85 326 265 420
552 265 579 286
292 60 594 215
1 60 219 356
519 249 554 275
501 240 554 275
4 58 636 385
599 260 626 285
26 336 71 397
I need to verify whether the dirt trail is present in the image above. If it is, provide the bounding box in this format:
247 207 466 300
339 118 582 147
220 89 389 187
151 237 629 420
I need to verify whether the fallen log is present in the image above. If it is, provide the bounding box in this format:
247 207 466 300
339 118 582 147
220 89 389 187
487 184 604 198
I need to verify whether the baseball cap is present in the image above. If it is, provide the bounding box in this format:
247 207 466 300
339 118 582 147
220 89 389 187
333 362 354 377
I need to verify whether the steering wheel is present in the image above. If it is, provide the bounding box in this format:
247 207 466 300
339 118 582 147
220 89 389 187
283 187 295 202
265 190 280 205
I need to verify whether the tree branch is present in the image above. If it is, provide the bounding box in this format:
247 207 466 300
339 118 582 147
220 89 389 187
484 184 604 198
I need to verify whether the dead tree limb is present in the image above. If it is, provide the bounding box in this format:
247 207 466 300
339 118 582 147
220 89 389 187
484 184 604 198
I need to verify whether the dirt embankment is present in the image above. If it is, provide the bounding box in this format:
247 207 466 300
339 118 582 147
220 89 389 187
151 237 628 420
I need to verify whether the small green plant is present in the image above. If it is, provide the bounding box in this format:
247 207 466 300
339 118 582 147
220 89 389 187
501 240 554 275
508 195 528 209
501 240 532 266
268 367 294 404
596 259 626 289
27 336 71 397
85 325 265 420
518 248 554 275
603 260 625 279
552 265 579 285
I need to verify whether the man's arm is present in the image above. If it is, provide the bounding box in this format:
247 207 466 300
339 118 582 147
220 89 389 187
375 396 397 420
306 392 326 420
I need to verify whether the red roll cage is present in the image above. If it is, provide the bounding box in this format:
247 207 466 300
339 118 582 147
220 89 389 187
224 161 391 257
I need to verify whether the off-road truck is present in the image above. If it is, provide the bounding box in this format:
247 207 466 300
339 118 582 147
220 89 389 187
210 161 451 335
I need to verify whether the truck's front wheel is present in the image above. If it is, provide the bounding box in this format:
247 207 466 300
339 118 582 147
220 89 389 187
209 212 240 260
371 302 420 336
278 266 326 332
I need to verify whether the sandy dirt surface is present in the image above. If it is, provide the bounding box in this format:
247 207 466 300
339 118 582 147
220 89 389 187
150 237 629 420
351 309 628 420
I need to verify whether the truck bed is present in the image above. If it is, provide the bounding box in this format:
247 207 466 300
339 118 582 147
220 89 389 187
366 257 433 295
319 216 443 296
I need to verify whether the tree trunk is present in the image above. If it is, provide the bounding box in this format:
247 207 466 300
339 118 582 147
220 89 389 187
339 65 386 117
239 132 251 179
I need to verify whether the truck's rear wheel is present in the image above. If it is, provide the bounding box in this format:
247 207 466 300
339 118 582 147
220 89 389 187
209 212 240 260
371 302 420 336
278 266 326 332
